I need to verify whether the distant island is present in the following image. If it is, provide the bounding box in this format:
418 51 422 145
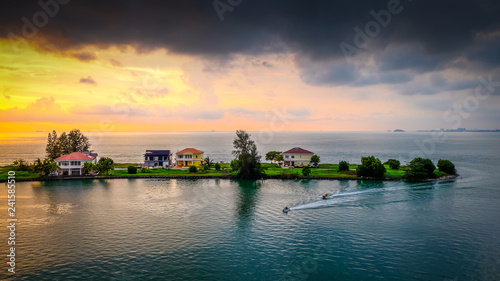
417 128 500 132
393 129 405 132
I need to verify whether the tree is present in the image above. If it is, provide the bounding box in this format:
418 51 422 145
275 154 284 167
67 129 91 153
12 159 31 171
384 159 401 170
356 156 386 178
232 130 263 179
46 130 60 159
215 163 221 171
82 162 95 175
204 156 213 169
338 161 349 172
310 155 320 167
188 165 198 173
45 129 91 159
405 157 436 181
265 151 281 163
302 166 312 177
437 159 456 175
96 157 114 175
34 158 58 176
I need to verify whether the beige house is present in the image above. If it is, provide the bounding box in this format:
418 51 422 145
283 147 314 167
175 148 204 167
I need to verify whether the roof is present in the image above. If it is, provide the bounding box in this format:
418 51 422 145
56 152 95 161
177 148 204 154
283 147 314 154
145 150 170 155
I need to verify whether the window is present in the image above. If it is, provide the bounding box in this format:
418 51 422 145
154 157 158 161
285 155 289 159
291 155 295 158
70 161 81 166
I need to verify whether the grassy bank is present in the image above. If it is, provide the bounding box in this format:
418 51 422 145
1 162 451 182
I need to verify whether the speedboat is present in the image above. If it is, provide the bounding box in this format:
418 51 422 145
282 206 290 213
322 193 328 199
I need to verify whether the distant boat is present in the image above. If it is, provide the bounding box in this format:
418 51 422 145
210 130 216 132
36 130 43 132
393 129 405 132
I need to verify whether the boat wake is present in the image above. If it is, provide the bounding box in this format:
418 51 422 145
289 186 409 212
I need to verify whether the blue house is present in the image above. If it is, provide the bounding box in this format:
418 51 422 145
144 150 172 168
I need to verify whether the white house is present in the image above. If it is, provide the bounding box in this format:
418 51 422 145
55 152 97 176
283 147 314 167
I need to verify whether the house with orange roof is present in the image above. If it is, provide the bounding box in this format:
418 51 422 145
282 147 314 167
55 151 98 176
175 148 204 167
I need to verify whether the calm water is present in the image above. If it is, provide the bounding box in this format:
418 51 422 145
1 132 500 280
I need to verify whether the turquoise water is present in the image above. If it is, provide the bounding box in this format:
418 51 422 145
1 132 500 280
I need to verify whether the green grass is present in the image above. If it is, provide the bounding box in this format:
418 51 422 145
0 162 454 181
0 166 41 181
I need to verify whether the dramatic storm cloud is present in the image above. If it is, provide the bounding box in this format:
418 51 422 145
1 0 499 131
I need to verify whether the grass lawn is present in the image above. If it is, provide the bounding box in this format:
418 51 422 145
0 162 453 181
0 166 40 181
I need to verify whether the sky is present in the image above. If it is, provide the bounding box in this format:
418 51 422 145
1 0 499 132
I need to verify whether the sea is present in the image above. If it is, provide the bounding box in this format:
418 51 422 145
1 131 499 280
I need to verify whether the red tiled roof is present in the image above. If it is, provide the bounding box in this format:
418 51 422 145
56 152 95 161
177 148 204 154
283 147 314 154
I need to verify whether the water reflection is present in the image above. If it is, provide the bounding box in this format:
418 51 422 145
235 180 261 229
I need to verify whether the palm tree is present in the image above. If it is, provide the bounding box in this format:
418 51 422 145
204 156 213 169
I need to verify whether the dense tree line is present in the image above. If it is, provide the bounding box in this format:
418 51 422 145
46 129 91 159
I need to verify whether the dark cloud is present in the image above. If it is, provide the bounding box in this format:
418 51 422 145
72 52 97 61
79 76 96 84
1 0 500 92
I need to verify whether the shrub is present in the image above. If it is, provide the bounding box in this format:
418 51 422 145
302 166 311 177
437 159 456 175
338 161 349 172
203 165 210 171
230 159 241 172
127 166 137 174
188 165 198 173
405 157 436 181
215 163 221 171
140 167 149 173
384 159 400 170
356 156 386 178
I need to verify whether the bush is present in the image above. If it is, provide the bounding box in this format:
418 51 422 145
338 161 349 172
384 159 400 170
405 157 436 181
140 167 149 173
188 165 198 173
127 166 137 174
437 159 456 175
356 156 386 178
302 166 311 177
203 165 210 171
230 159 241 172
215 163 221 171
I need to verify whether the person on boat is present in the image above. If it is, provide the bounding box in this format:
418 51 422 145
322 193 328 199
283 206 290 213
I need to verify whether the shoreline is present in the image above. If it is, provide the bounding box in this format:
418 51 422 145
0 174 459 183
